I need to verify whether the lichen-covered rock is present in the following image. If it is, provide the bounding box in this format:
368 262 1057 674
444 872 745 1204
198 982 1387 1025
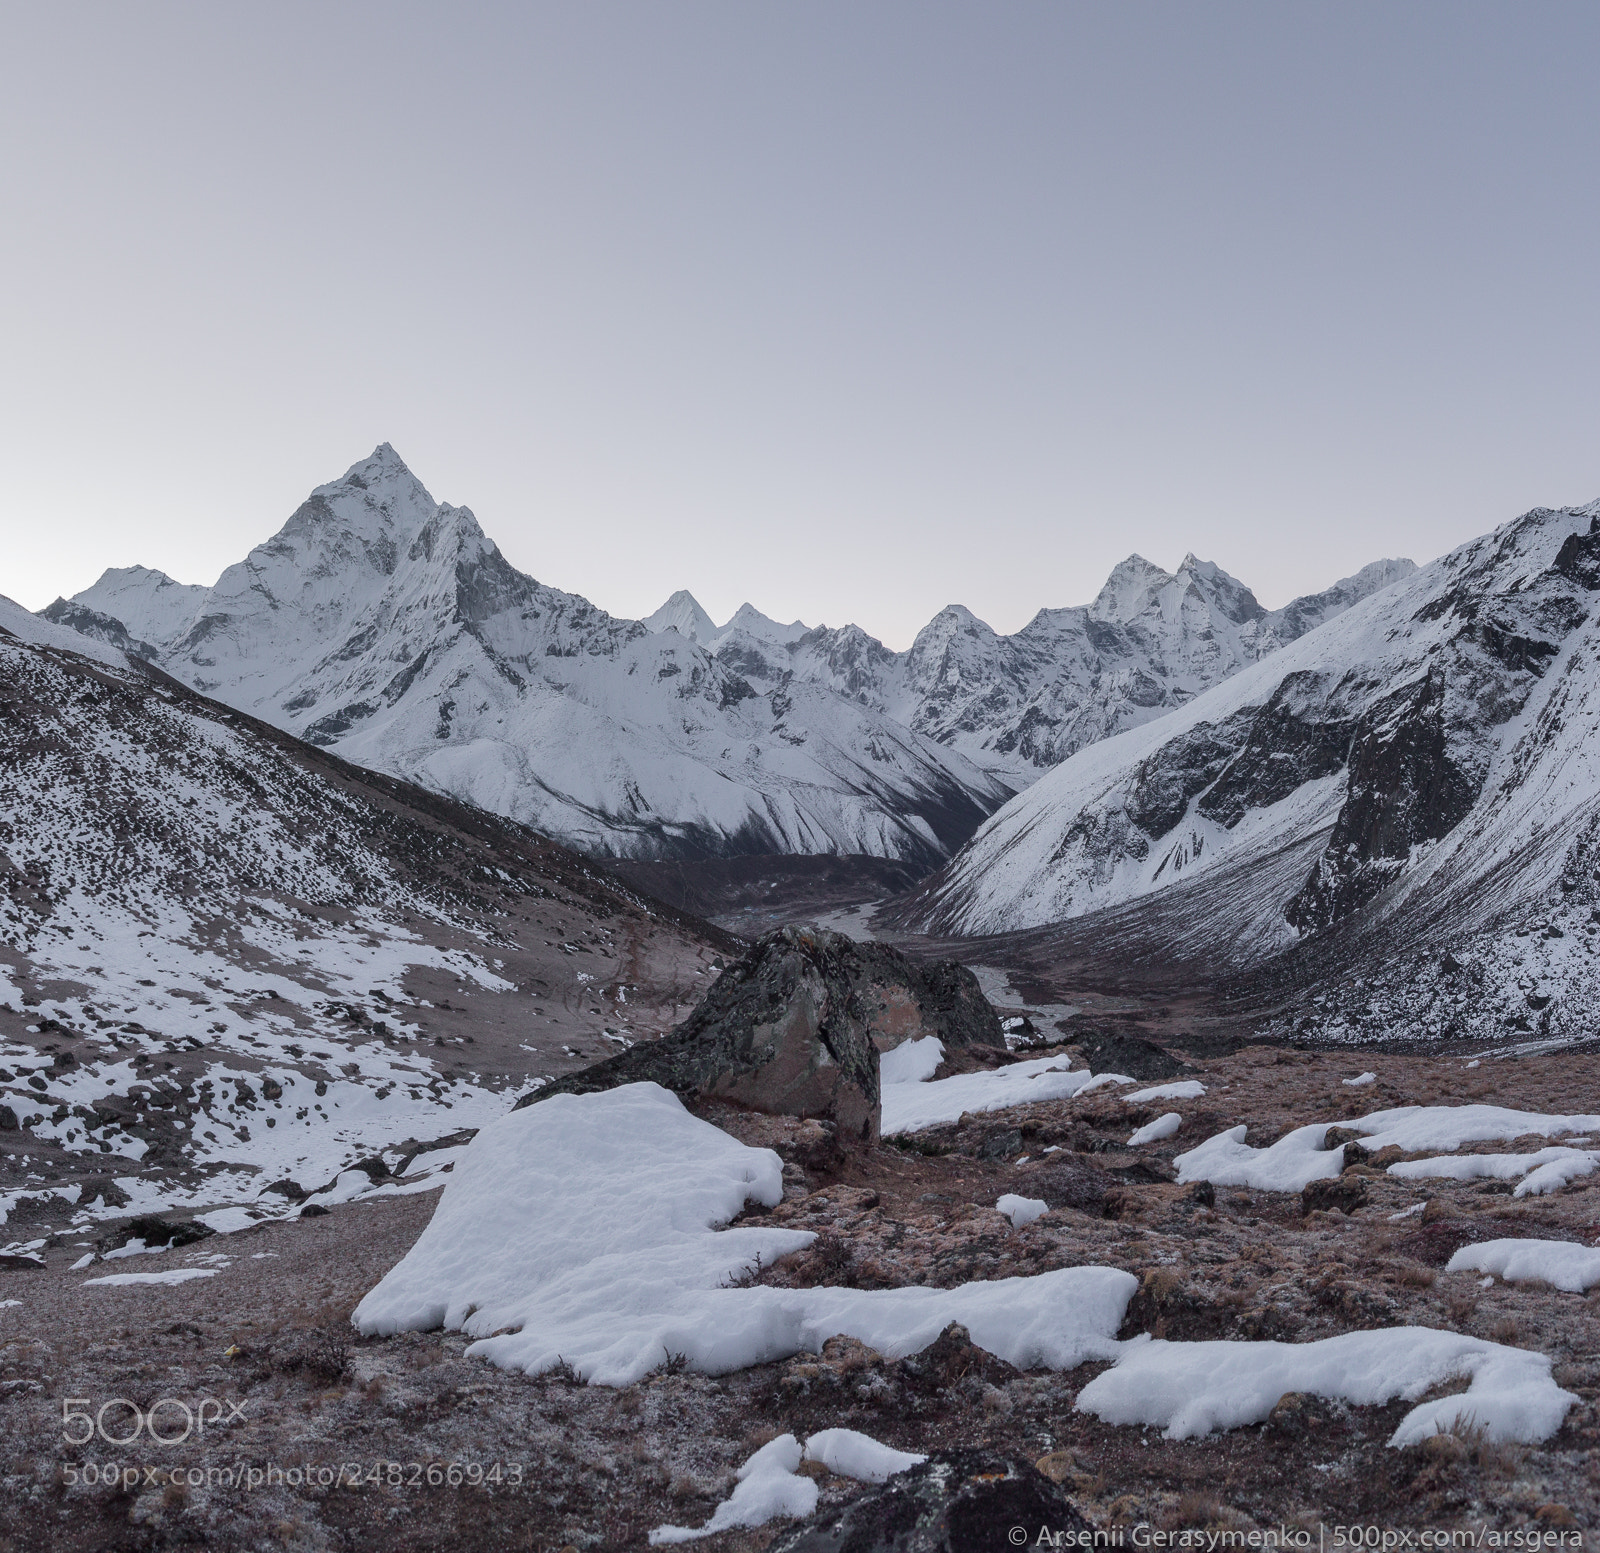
521 927 997 1142
769 1449 1093 1552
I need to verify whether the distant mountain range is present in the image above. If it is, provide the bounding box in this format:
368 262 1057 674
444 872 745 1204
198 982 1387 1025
41 444 1411 865
662 553 1414 787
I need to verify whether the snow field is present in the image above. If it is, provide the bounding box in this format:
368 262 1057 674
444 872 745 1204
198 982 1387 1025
353 1085 1581 1449
350 1085 1590 1452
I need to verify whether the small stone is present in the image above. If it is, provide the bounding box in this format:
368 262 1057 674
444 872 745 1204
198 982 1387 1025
1267 1391 1337 1438
1301 1176 1368 1215
975 1128 1023 1161
1535 1506 1576 1528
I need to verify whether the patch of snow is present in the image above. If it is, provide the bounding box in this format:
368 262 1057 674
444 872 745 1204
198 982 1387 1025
1128 1112 1182 1146
1444 1239 1600 1293
1388 1147 1599 1197
1178 1106 1600 1193
82 1268 220 1287
879 1036 943 1086
1076 1073 1136 1094
101 1238 169 1261
803 1427 926 1483
995 1194 1048 1229
881 1054 1099 1136
1124 1081 1206 1103
649 1434 815 1543
649 1426 927 1543
1076 1328 1575 1446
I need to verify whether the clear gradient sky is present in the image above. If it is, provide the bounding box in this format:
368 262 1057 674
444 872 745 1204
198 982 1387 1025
4 3 1598 648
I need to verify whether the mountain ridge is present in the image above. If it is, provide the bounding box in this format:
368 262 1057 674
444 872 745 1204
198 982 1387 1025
46 444 1413 865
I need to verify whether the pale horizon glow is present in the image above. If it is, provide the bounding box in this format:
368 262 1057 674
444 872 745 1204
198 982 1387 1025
3 5 1598 650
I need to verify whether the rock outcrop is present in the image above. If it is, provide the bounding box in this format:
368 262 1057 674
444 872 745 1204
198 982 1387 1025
769 1449 1093 1552
519 926 1002 1143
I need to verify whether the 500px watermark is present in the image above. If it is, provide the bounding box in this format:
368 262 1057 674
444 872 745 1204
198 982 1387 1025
61 1397 246 1447
60 1461 527 1491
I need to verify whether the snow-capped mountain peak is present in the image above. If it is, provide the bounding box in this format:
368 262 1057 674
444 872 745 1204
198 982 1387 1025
56 450 1009 864
64 563 208 651
643 589 718 644
1089 554 1179 623
716 603 810 647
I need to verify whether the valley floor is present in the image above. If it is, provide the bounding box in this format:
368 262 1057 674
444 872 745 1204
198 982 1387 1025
2 1038 1596 1552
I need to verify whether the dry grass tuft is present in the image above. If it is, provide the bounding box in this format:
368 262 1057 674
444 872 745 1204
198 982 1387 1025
1163 1490 1223 1530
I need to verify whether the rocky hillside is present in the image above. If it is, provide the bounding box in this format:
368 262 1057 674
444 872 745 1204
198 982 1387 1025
0 594 730 1242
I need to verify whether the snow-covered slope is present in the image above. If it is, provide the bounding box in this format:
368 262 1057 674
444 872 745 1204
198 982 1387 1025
906 499 1600 982
698 556 1413 788
62 447 1009 865
1 591 136 672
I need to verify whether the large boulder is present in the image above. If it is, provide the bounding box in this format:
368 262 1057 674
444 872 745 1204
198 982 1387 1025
517 927 1002 1143
768 1449 1094 1552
